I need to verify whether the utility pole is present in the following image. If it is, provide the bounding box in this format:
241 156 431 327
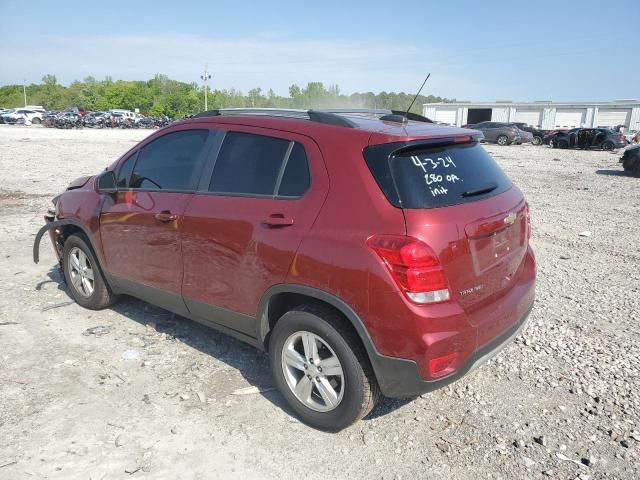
200 65 212 111
23 79 27 107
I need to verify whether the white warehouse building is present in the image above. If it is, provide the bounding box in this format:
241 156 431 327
423 100 640 130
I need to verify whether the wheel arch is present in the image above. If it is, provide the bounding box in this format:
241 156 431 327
257 285 379 361
33 218 105 269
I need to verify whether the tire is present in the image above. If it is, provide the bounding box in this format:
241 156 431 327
62 233 117 310
602 141 615 151
497 135 508 146
269 304 380 431
32 117 42 125
532 136 542 146
557 140 569 149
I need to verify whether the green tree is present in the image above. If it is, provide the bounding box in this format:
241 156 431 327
0 74 453 118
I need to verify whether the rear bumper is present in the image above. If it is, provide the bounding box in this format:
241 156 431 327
368 246 536 398
371 302 532 398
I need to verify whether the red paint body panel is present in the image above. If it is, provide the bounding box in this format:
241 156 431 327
181 126 329 317
99 191 189 294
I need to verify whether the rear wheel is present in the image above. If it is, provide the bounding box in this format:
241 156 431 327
497 135 509 146
32 117 42 125
557 139 569 149
602 141 615 151
269 304 380 431
62 233 117 309
532 136 542 146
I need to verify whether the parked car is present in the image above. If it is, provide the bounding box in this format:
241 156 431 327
63 106 89 117
541 129 569 145
109 109 136 120
33 108 536 431
509 123 549 146
620 145 640 176
548 128 626 150
463 121 525 145
1 108 44 125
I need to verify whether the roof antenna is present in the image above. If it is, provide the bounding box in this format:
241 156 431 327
380 73 431 124
405 73 431 118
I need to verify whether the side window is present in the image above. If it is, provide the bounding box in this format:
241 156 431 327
209 132 290 196
116 151 137 188
130 130 208 191
277 143 310 197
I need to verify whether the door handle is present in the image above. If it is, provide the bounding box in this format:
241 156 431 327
155 211 177 223
262 214 294 228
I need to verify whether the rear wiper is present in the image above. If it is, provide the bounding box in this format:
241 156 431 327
461 183 497 197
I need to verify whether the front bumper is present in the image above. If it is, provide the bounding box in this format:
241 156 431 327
370 302 533 398
33 213 63 264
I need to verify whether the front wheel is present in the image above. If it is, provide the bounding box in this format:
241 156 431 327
269 305 380 431
62 233 117 309
497 135 509 146
532 136 542 146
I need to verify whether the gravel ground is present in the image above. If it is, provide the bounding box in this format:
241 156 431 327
0 125 638 480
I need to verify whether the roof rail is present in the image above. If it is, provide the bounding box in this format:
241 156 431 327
191 107 432 127
192 108 357 128
314 108 433 123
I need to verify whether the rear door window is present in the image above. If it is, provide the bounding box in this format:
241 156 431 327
364 142 512 209
209 132 310 197
277 143 310 197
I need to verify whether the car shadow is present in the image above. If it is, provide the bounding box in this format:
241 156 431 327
43 266 413 423
595 169 627 177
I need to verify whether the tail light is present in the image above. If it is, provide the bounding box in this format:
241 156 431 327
525 201 532 239
616 134 625 141
367 234 450 304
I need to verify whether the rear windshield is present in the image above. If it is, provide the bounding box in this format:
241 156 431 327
364 141 512 209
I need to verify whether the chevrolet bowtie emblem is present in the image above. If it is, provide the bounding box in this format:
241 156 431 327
504 213 517 225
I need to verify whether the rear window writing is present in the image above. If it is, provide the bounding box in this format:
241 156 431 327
364 142 512 209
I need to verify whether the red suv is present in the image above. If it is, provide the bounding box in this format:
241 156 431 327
34 108 535 431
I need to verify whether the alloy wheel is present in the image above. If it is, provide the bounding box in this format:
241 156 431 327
68 247 95 297
281 331 345 412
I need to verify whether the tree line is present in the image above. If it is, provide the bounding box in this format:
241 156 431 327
0 74 453 118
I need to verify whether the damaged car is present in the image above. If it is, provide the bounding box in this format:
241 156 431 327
33 108 535 431
548 128 626 151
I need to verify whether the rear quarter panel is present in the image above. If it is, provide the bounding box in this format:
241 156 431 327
285 128 407 350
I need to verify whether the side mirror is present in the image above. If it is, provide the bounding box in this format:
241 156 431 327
96 171 117 194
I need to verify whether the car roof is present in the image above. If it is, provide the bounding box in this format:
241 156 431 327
176 108 475 142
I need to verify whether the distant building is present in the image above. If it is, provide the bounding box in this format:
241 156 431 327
423 100 640 130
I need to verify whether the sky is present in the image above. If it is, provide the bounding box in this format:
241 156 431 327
0 0 638 101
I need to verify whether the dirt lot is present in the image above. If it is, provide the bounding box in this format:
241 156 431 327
0 125 638 480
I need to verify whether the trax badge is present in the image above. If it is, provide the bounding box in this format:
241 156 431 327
459 284 485 297
504 213 517 225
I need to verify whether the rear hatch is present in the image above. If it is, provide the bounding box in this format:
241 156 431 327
364 136 530 342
